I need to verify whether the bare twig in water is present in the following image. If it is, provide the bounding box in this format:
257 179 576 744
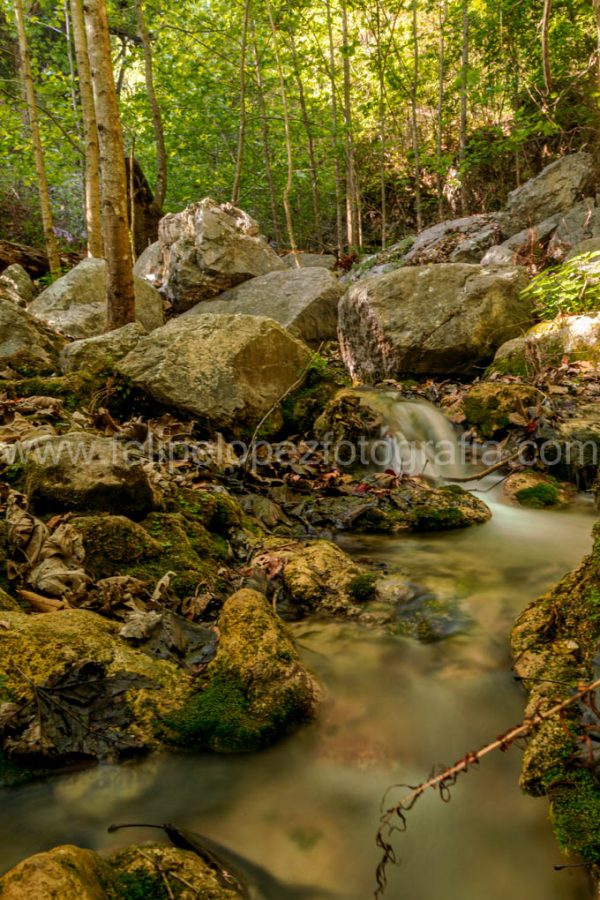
444 449 522 483
374 676 600 898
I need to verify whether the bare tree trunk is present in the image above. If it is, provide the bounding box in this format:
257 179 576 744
436 0 448 220
13 0 60 278
341 0 360 248
541 0 552 98
459 0 469 215
231 0 251 206
374 0 386 249
289 31 322 248
410 0 422 231
69 0 103 257
324 0 343 253
83 0 135 329
63 1 80 121
264 0 298 259
250 24 281 244
133 0 167 209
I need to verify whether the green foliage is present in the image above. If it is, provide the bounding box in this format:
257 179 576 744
521 253 600 320
114 871 168 900
549 768 600 863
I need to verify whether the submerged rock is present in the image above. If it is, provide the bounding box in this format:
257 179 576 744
159 197 284 313
168 588 320 752
28 259 164 339
0 296 65 377
184 267 342 345
338 263 531 380
117 313 312 433
23 432 159 518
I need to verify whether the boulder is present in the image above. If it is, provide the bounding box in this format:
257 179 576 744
117 313 312 432
0 263 34 304
503 472 571 508
60 322 147 374
109 844 241 899
481 215 560 267
23 432 159 517
503 152 595 232
168 588 320 751
338 263 532 380
546 199 600 260
462 382 545 438
158 198 285 313
0 296 65 376
184 267 342 344
0 845 116 900
283 251 336 270
0 609 189 763
28 259 165 339
133 239 163 283
491 314 600 377
566 236 600 261
402 214 497 265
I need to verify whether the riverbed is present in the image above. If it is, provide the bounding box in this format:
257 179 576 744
0 480 595 899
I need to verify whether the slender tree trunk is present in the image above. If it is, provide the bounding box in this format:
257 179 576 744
64 1 80 122
410 0 422 231
541 0 552 97
83 0 135 329
324 0 343 253
264 0 298 259
436 0 448 220
289 31 322 247
69 0 103 257
459 0 469 215
231 0 251 206
341 0 360 248
13 0 60 278
593 0 600 94
134 0 167 209
374 0 386 249
250 24 281 244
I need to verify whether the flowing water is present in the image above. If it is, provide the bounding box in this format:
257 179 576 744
0 401 596 899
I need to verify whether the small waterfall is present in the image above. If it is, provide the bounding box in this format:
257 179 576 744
368 393 464 481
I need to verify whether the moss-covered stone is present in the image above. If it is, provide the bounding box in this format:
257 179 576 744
462 382 543 438
280 350 349 435
504 472 570 508
167 589 320 752
172 487 243 537
0 845 117 899
313 388 386 448
109 844 241 899
407 486 491 531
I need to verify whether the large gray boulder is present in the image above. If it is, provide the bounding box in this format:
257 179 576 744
283 252 336 270
491 313 600 376
338 263 532 380
481 215 561 266
28 259 165 339
503 152 595 232
546 199 600 260
402 214 498 265
117 313 312 431
60 322 147 374
159 198 285 313
183 267 342 344
23 432 159 517
0 263 34 304
0 296 65 376
133 240 163 284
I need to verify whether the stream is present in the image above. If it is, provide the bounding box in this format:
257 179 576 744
0 477 595 898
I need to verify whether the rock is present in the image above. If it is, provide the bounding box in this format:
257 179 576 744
117 313 312 433
0 263 34 304
184 267 342 344
60 322 147 374
0 609 189 763
546 199 600 260
0 296 65 376
0 589 21 612
565 236 600 261
168 588 320 752
503 472 571 508
481 215 561 267
23 432 159 517
403 215 495 266
159 198 285 313
338 263 531 380
314 387 388 447
491 314 600 377
283 251 337 270
109 844 241 899
132 239 163 283
449 222 502 263
28 259 165 339
0 845 117 900
503 152 595 231
462 382 545 438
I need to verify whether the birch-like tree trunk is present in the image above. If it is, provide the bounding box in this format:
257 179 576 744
231 0 251 206
324 0 343 253
134 0 167 209
250 24 281 244
410 0 422 231
13 0 60 278
83 0 135 329
436 0 448 219
341 0 360 248
459 0 469 215
69 0 103 257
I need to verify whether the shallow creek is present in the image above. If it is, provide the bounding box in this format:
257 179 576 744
0 481 596 899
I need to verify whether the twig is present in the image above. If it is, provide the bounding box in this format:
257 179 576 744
136 850 176 900
444 449 522 483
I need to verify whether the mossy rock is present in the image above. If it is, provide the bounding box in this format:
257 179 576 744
109 843 241 899
0 371 105 413
173 487 244 536
504 472 571 509
313 388 386 448
0 845 117 899
462 382 543 438
280 350 349 435
548 769 600 864
406 485 491 531
167 588 320 752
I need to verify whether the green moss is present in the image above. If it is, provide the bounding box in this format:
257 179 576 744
347 572 377 603
409 504 468 531
548 769 600 863
0 372 103 412
515 482 559 508
113 870 168 900
175 488 244 536
280 352 350 436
